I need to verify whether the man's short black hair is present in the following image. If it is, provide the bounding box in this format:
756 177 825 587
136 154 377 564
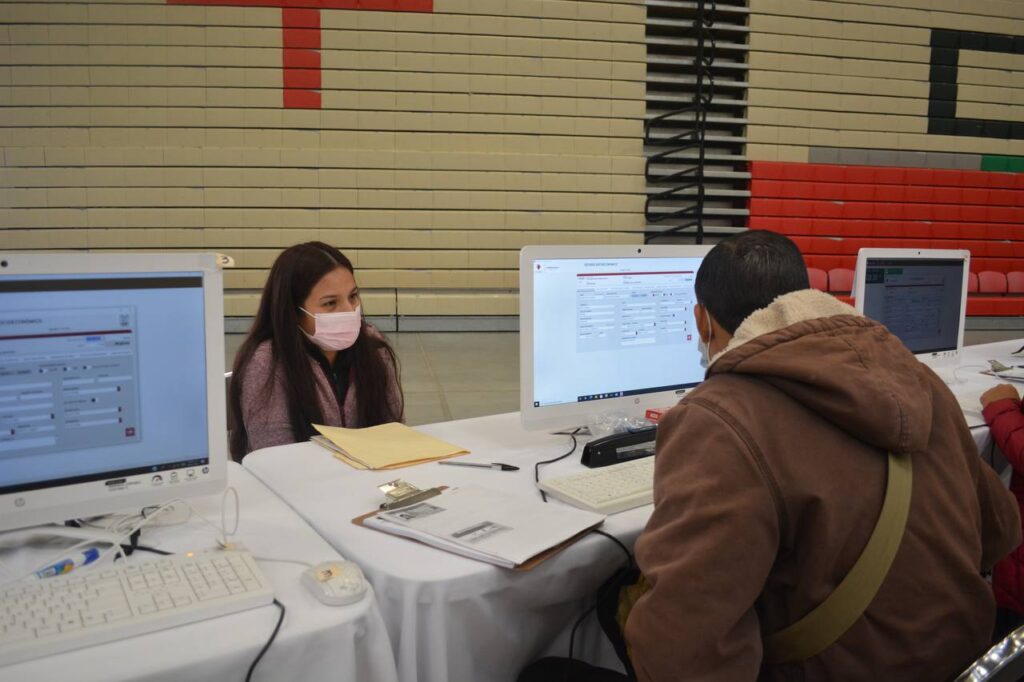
694 230 810 334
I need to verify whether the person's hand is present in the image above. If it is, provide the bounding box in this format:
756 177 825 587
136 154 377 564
981 384 1020 408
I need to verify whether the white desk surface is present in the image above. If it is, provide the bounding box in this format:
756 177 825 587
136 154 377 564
242 338 1022 682
0 462 398 682
942 338 1024 470
245 412 636 682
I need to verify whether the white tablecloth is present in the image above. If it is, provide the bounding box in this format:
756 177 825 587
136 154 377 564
940 339 1024 471
245 414 637 682
242 339 1020 682
0 463 398 682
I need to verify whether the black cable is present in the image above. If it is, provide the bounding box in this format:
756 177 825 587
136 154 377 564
245 598 286 682
114 544 172 560
591 529 634 569
535 428 582 502
565 602 599 682
564 529 637 681
68 514 285 681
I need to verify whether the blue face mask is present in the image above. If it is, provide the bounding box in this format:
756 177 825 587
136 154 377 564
698 307 713 369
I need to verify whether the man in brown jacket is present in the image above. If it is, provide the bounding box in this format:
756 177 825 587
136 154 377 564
625 230 1021 681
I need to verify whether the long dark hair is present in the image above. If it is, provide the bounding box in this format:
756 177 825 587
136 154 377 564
228 242 402 460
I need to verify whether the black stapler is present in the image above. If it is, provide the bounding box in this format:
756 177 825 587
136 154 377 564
581 426 657 468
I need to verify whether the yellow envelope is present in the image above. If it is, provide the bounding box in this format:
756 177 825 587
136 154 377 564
312 422 469 470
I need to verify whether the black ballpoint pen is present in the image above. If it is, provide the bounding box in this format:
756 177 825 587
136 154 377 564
438 461 519 472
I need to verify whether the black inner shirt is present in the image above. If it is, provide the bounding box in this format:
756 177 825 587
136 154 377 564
308 344 352 411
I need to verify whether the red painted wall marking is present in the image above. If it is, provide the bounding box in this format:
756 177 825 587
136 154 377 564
167 0 434 109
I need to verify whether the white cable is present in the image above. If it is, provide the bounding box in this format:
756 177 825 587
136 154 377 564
3 534 115 588
3 488 242 587
6 499 187 585
88 499 189 571
951 363 991 384
252 556 314 570
220 486 240 547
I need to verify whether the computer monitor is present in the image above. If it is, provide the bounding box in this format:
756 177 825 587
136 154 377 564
852 248 970 361
0 252 227 532
520 244 713 432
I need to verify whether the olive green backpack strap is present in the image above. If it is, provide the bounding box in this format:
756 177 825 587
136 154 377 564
763 451 913 665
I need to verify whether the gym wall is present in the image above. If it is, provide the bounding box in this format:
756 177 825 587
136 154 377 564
0 0 647 320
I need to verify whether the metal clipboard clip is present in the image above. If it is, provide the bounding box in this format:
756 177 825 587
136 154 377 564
378 479 442 511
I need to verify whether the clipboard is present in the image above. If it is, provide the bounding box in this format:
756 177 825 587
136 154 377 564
981 369 1024 383
350 488 602 572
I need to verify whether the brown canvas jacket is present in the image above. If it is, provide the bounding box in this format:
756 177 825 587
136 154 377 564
625 289 1020 682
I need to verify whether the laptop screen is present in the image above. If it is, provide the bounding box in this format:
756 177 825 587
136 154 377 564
860 257 966 355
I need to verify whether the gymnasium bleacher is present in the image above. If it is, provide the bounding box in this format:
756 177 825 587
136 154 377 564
749 161 1024 316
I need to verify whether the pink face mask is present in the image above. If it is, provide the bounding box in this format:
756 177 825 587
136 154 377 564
300 305 362 351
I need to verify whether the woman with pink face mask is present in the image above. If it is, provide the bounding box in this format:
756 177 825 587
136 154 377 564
228 242 404 460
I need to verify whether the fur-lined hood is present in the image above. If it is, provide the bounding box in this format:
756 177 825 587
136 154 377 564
708 289 860 367
700 289 935 454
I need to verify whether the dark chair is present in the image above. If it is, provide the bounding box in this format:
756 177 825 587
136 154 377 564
955 625 1024 681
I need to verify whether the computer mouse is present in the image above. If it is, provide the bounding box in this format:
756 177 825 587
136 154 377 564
301 560 368 606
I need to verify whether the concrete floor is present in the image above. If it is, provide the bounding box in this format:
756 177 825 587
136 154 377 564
225 328 1023 427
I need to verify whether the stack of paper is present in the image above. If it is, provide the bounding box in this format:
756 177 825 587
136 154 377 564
311 422 468 470
360 485 605 569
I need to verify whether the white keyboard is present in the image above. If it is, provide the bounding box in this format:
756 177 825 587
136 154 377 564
0 550 274 667
539 456 655 514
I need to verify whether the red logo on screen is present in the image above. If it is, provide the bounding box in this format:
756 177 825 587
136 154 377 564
167 1 434 109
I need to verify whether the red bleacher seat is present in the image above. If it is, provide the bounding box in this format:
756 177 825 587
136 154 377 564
967 297 1024 316
807 267 827 291
979 271 1008 294
749 161 1024 315
968 272 979 294
803 255 852 271
827 268 854 293
1007 272 1024 295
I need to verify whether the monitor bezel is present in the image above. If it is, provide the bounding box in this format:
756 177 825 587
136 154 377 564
852 247 970 359
0 252 227 532
519 243 713 432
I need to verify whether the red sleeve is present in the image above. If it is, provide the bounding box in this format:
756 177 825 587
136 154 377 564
983 398 1024 471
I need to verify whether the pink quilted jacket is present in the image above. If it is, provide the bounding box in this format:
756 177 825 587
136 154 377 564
239 327 403 454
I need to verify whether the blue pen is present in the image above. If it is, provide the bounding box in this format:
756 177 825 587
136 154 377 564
36 547 101 578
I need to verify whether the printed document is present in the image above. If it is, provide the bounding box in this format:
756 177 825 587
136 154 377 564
363 485 605 568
